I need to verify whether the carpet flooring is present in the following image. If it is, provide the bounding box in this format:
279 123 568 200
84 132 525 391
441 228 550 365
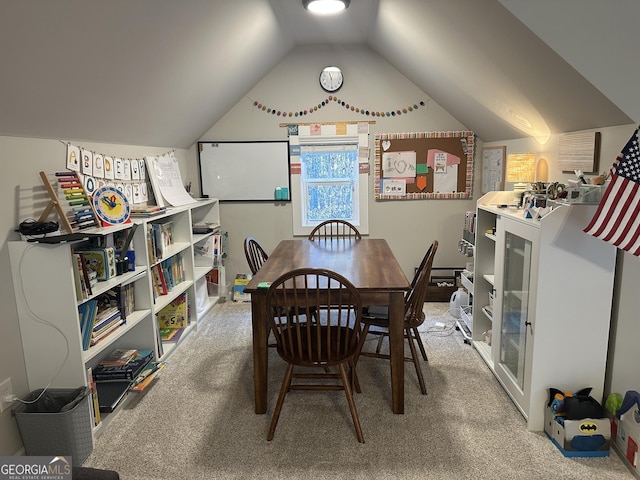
83 302 633 479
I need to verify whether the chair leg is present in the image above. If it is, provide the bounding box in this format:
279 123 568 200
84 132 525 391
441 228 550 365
348 358 359 392
352 323 371 394
412 327 428 362
267 363 294 441
375 333 385 354
406 329 427 395
338 362 365 443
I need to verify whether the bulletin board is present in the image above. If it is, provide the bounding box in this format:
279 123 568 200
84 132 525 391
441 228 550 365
374 131 475 200
198 140 291 202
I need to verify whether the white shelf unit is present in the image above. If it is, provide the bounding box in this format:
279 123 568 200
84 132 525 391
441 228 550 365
9 198 221 439
471 191 616 431
456 210 476 343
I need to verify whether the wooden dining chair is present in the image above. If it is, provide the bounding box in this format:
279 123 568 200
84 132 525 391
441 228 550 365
265 267 365 443
308 219 362 240
244 236 269 275
354 240 438 395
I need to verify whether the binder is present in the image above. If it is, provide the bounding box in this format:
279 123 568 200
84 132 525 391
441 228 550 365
95 381 130 413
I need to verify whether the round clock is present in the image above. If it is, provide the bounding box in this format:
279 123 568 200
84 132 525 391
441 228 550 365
93 186 131 226
319 66 343 93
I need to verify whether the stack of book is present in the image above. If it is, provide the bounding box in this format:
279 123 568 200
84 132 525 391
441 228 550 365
130 205 167 217
78 293 127 350
93 349 155 413
93 349 154 382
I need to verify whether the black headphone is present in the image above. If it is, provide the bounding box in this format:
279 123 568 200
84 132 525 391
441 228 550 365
17 219 59 237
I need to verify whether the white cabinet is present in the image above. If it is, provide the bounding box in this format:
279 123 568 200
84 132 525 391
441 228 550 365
9 198 221 438
472 192 616 431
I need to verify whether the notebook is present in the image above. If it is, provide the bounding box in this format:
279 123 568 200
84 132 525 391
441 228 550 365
95 381 130 413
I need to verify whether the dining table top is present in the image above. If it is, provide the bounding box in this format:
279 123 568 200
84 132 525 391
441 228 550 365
244 238 410 294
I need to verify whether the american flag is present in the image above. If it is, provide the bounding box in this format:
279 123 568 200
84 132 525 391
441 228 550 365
584 127 640 255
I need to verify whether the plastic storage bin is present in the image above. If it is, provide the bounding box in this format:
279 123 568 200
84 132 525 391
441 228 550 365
12 387 93 465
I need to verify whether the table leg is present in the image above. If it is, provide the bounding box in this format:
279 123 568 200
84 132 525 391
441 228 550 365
388 291 404 414
251 294 268 414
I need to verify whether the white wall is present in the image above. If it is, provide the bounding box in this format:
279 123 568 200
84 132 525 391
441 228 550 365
199 45 477 284
0 136 192 455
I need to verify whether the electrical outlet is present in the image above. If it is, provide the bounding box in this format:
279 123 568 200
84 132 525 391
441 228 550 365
0 378 14 413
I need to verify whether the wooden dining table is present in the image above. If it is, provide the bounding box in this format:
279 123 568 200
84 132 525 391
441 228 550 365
243 238 411 414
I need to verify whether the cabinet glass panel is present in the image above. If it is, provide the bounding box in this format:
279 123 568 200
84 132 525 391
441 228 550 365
499 231 532 389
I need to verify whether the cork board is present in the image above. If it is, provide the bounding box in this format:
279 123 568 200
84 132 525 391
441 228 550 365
374 131 475 200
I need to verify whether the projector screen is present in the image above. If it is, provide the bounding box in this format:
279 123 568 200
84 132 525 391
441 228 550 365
198 140 291 202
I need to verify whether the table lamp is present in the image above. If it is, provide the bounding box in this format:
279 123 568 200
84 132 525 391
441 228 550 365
506 153 536 200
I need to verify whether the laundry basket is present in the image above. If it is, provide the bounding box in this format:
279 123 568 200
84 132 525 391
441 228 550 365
12 387 93 465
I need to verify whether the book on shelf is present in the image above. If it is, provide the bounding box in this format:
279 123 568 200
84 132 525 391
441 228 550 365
130 205 167 217
75 247 117 281
100 284 135 320
90 318 125 346
78 299 99 351
146 223 157 264
159 327 178 341
129 361 166 392
72 252 92 300
157 292 188 329
92 306 122 333
92 350 154 382
148 220 174 261
95 381 130 413
151 264 168 297
86 367 101 426
161 327 185 343
161 254 184 291
99 348 139 366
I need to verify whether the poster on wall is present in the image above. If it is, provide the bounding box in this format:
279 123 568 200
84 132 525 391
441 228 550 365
374 130 475 200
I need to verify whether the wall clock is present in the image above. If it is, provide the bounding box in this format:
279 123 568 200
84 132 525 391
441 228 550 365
319 66 343 93
93 185 131 226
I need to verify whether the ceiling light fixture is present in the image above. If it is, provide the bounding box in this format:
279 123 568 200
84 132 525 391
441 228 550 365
302 0 350 15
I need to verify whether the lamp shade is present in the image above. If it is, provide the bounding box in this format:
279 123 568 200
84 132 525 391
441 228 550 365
506 153 536 183
303 0 350 14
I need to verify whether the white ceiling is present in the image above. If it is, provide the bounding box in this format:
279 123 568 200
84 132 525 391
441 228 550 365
0 0 634 149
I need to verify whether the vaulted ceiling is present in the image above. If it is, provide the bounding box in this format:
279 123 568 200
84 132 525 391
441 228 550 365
0 0 635 149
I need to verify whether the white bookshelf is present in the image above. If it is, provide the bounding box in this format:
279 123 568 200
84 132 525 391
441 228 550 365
8 198 221 439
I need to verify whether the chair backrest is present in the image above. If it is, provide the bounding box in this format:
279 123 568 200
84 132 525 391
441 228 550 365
411 243 434 290
244 237 269 275
308 220 362 240
404 240 438 328
265 268 362 366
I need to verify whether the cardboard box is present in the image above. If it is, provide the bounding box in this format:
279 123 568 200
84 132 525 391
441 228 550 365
544 404 610 457
614 405 640 470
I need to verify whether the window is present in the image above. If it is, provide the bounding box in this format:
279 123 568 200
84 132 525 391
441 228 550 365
300 143 359 225
290 125 370 237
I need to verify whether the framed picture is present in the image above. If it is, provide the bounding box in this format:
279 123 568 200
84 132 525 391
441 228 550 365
481 146 506 193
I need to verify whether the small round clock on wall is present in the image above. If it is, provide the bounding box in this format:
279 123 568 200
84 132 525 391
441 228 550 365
319 66 343 93
93 185 131 226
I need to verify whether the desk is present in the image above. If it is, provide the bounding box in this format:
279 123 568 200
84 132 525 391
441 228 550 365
244 238 410 414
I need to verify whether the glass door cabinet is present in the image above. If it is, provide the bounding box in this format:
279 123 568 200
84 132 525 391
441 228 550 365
493 215 538 418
